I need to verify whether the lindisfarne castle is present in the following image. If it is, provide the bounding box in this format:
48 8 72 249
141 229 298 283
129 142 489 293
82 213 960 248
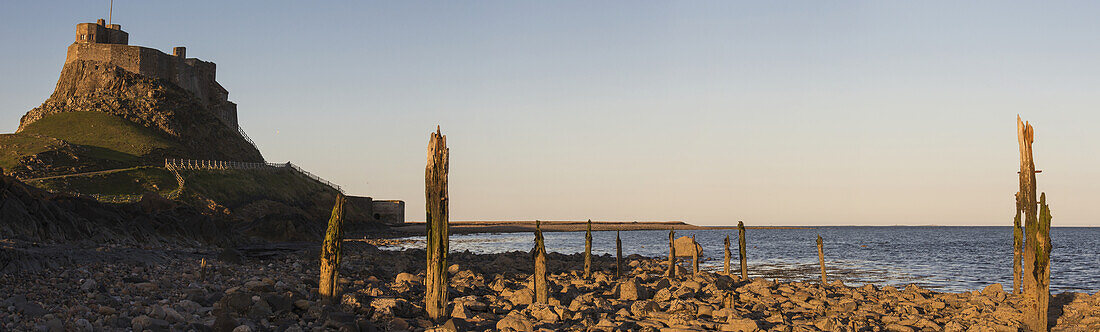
66 19 239 129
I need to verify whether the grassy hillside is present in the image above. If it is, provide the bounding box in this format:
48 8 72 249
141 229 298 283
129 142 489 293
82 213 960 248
0 134 58 171
181 168 336 208
19 111 178 161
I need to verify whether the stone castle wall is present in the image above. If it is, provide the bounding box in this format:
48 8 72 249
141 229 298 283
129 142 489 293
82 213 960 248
65 22 238 129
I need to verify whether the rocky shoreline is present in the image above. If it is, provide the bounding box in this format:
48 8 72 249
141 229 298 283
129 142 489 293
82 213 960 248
2 239 1098 332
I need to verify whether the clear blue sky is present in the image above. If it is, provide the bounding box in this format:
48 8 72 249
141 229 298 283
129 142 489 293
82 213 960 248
1 1 1098 226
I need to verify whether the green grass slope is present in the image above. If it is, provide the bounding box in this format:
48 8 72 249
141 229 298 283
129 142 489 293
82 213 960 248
0 133 58 171
19 111 179 162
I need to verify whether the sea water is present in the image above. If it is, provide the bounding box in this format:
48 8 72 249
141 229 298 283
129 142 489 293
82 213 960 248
380 226 1100 293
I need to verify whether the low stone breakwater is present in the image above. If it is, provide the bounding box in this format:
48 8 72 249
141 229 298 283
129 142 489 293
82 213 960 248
1 240 1098 331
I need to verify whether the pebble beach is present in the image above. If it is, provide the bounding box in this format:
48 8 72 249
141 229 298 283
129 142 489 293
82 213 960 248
2 238 1099 332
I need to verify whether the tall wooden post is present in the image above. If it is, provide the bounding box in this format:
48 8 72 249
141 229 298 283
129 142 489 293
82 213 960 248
425 127 450 322
318 193 347 301
667 229 676 278
1013 192 1023 295
534 220 549 304
723 235 732 276
738 221 747 280
615 231 623 278
817 235 826 285
691 234 699 276
584 219 593 279
1018 116 1053 332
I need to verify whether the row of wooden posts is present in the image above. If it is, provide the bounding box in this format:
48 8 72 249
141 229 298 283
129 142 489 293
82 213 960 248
318 119 1055 330
315 127 834 322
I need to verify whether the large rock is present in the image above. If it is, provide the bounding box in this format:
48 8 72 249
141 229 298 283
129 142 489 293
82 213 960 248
370 297 416 317
496 316 534 332
618 279 649 300
509 288 536 305
721 318 759 332
674 236 703 257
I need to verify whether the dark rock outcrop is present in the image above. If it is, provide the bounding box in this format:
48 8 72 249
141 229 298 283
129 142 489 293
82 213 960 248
0 170 238 246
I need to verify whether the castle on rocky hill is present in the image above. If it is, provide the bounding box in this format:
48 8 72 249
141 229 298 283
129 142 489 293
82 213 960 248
67 19 239 129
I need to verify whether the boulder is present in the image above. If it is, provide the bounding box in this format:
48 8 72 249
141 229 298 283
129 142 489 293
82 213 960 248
496 316 534 332
509 288 536 305
674 236 703 257
721 318 759 332
618 279 649 300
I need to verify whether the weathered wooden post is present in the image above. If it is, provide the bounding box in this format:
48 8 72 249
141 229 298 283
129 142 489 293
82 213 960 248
425 127 450 322
667 229 676 278
1017 116 1053 332
738 221 747 279
318 193 346 301
584 219 593 279
1013 192 1023 295
615 231 623 278
534 220 549 304
691 234 699 276
817 235 826 284
723 235 732 276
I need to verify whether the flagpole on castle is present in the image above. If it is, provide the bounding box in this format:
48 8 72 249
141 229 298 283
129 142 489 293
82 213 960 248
109 0 114 25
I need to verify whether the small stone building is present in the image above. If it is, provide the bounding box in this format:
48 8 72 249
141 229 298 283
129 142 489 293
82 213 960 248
344 196 404 226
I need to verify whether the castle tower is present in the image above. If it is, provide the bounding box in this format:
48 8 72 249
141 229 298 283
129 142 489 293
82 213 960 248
74 19 128 45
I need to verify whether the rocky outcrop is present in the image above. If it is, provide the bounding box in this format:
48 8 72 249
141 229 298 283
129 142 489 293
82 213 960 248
18 60 263 162
0 169 238 246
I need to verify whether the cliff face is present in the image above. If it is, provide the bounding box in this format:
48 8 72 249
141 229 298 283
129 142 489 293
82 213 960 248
18 60 264 163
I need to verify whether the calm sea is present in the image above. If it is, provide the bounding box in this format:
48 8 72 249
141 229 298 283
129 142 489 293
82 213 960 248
381 226 1099 294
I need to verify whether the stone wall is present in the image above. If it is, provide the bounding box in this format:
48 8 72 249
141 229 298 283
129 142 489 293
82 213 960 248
372 200 405 225
64 24 238 129
343 195 375 224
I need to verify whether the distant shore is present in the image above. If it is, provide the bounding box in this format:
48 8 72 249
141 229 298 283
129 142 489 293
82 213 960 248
390 220 808 235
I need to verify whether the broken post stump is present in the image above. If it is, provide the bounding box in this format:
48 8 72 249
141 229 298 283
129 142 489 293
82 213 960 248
584 219 592 279
817 235 826 285
1013 192 1023 295
667 229 676 278
534 220 549 304
691 234 699 276
616 231 623 278
318 193 347 302
723 235 732 276
738 221 747 280
1017 116 1053 332
425 127 450 322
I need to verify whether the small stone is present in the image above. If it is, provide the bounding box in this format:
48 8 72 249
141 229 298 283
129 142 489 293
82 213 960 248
80 279 98 291
73 318 93 332
395 273 422 284
232 325 252 332
134 282 157 292
43 318 64 332
618 279 648 300
293 299 311 310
